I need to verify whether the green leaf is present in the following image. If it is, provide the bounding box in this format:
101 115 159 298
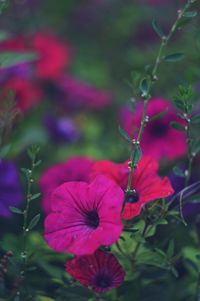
0 31 10 42
21 168 31 179
191 115 200 124
164 53 184 62
177 17 192 29
149 108 168 122
183 11 197 18
170 266 179 278
152 18 164 39
34 160 42 167
118 125 132 143
130 145 142 166
167 240 175 258
191 140 200 156
0 144 11 158
173 166 185 177
139 78 149 97
0 52 37 68
9 207 23 214
28 214 41 230
170 121 185 132
30 193 41 201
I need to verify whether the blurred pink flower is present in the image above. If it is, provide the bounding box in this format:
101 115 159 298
3 78 42 113
39 156 94 214
120 97 187 160
32 32 72 80
44 176 124 255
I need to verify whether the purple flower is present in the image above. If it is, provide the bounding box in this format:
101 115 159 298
44 115 80 144
0 63 32 84
0 160 23 217
57 76 112 111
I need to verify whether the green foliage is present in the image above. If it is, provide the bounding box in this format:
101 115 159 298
152 19 165 39
173 85 193 113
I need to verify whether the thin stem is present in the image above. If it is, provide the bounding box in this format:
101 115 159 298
185 116 194 187
10 146 40 300
124 0 196 199
21 160 35 278
131 220 149 268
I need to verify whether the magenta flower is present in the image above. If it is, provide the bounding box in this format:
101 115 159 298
44 176 124 255
120 97 187 160
39 156 94 214
65 249 125 293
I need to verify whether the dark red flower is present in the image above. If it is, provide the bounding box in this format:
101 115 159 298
65 249 125 292
91 156 174 220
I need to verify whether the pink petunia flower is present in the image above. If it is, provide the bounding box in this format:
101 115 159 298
44 176 124 255
65 249 125 292
39 156 94 215
120 97 187 160
91 156 174 220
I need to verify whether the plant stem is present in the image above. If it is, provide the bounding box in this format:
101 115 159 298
185 116 194 187
131 220 149 268
10 146 40 300
125 0 196 197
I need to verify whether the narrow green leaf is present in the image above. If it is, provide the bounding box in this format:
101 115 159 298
34 160 42 167
170 121 185 132
28 214 41 230
9 207 23 214
152 18 164 39
130 145 142 166
173 166 185 177
0 52 37 68
183 11 197 18
30 193 41 201
164 53 184 62
191 115 200 124
118 125 132 143
149 108 168 122
170 266 179 278
167 240 175 257
191 140 200 156
139 78 149 97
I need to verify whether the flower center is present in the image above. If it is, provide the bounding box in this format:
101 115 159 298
149 121 168 138
95 273 112 288
85 210 99 229
126 190 139 203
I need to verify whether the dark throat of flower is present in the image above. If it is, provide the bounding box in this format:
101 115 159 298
94 273 112 289
85 210 100 229
149 121 168 138
126 189 139 203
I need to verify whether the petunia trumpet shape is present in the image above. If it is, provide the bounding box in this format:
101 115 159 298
91 156 174 220
65 249 125 293
44 176 124 255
